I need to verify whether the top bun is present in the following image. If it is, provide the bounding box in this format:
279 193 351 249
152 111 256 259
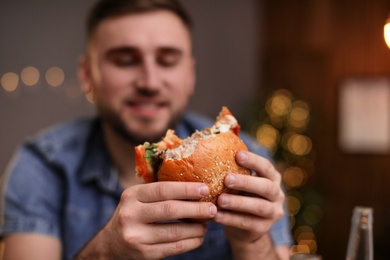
157 131 251 204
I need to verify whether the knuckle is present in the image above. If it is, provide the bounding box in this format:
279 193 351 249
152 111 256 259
167 225 182 240
279 191 286 203
254 201 267 215
276 206 285 219
275 170 282 183
196 203 204 216
120 188 134 202
269 201 284 220
162 201 176 216
116 211 126 226
155 184 169 199
164 240 186 256
238 216 254 230
174 240 185 252
264 161 274 174
264 181 275 198
183 183 193 198
122 232 138 247
241 174 251 187
116 208 133 227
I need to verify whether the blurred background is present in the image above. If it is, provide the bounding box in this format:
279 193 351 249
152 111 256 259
1 0 390 259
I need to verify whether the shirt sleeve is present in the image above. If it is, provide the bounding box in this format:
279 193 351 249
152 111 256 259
269 210 294 246
0 144 64 239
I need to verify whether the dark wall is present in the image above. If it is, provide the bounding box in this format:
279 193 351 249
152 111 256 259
262 0 390 259
0 0 260 175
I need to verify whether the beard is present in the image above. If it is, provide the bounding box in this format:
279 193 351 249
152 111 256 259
97 104 185 146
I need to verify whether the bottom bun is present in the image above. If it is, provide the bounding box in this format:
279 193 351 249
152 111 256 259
157 132 251 205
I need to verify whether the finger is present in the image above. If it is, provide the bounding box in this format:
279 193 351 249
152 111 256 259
236 151 281 183
225 174 280 201
141 237 205 259
217 193 275 218
138 222 207 244
140 200 217 223
135 182 210 203
214 209 270 235
214 210 275 243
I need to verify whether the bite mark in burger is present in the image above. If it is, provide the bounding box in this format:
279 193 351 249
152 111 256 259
135 106 251 205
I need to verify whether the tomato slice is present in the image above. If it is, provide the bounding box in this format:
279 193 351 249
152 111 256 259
217 106 241 135
232 124 240 136
162 130 182 149
135 145 154 183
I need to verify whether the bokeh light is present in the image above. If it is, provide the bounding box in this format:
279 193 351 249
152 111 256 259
287 195 301 216
46 66 65 87
290 244 311 255
289 100 310 130
287 134 312 156
21 66 40 86
256 124 279 151
385 17 390 49
1 72 19 92
283 166 307 188
293 225 318 254
244 88 319 257
299 239 317 253
265 89 293 118
294 225 315 243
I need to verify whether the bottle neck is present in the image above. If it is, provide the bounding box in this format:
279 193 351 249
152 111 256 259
345 207 373 260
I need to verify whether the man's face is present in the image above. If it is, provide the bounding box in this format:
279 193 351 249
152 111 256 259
82 11 195 144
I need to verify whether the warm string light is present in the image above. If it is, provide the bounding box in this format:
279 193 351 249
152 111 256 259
385 16 390 49
1 66 92 103
249 89 321 256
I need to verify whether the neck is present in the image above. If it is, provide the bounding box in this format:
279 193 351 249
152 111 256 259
102 122 144 188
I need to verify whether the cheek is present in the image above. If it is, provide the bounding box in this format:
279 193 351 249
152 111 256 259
168 68 194 96
95 68 130 98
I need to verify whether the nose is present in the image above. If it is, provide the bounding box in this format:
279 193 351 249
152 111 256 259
135 59 161 91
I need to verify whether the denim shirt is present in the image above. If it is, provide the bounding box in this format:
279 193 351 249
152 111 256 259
0 112 293 259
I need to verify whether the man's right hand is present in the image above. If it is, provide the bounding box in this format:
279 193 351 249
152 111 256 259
75 182 217 259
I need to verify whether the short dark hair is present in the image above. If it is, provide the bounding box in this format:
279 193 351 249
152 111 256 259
86 0 193 40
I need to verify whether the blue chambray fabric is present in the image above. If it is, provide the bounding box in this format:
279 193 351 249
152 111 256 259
0 112 293 259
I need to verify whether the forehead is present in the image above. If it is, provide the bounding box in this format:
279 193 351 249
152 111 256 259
90 10 192 54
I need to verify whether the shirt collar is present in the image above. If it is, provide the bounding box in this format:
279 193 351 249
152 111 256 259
79 121 121 195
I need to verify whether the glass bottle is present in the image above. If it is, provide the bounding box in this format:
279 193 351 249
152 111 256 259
345 206 374 260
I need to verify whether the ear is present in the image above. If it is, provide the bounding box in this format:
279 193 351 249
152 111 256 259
78 55 93 95
78 55 97 103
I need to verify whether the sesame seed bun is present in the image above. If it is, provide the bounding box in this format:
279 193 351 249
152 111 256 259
157 131 251 205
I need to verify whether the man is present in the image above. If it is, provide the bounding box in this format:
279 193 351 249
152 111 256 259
0 0 293 259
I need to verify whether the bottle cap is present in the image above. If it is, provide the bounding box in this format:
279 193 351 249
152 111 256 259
352 206 373 225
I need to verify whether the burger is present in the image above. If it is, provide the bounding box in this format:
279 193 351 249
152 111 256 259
135 106 251 205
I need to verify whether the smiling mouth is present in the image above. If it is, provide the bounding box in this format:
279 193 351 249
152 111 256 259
127 102 167 116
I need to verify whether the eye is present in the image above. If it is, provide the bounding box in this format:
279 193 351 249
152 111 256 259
110 53 141 67
106 48 141 67
157 48 182 67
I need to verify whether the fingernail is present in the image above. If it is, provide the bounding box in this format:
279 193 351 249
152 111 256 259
237 151 248 162
210 205 217 215
219 194 230 207
199 185 209 196
226 174 237 187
